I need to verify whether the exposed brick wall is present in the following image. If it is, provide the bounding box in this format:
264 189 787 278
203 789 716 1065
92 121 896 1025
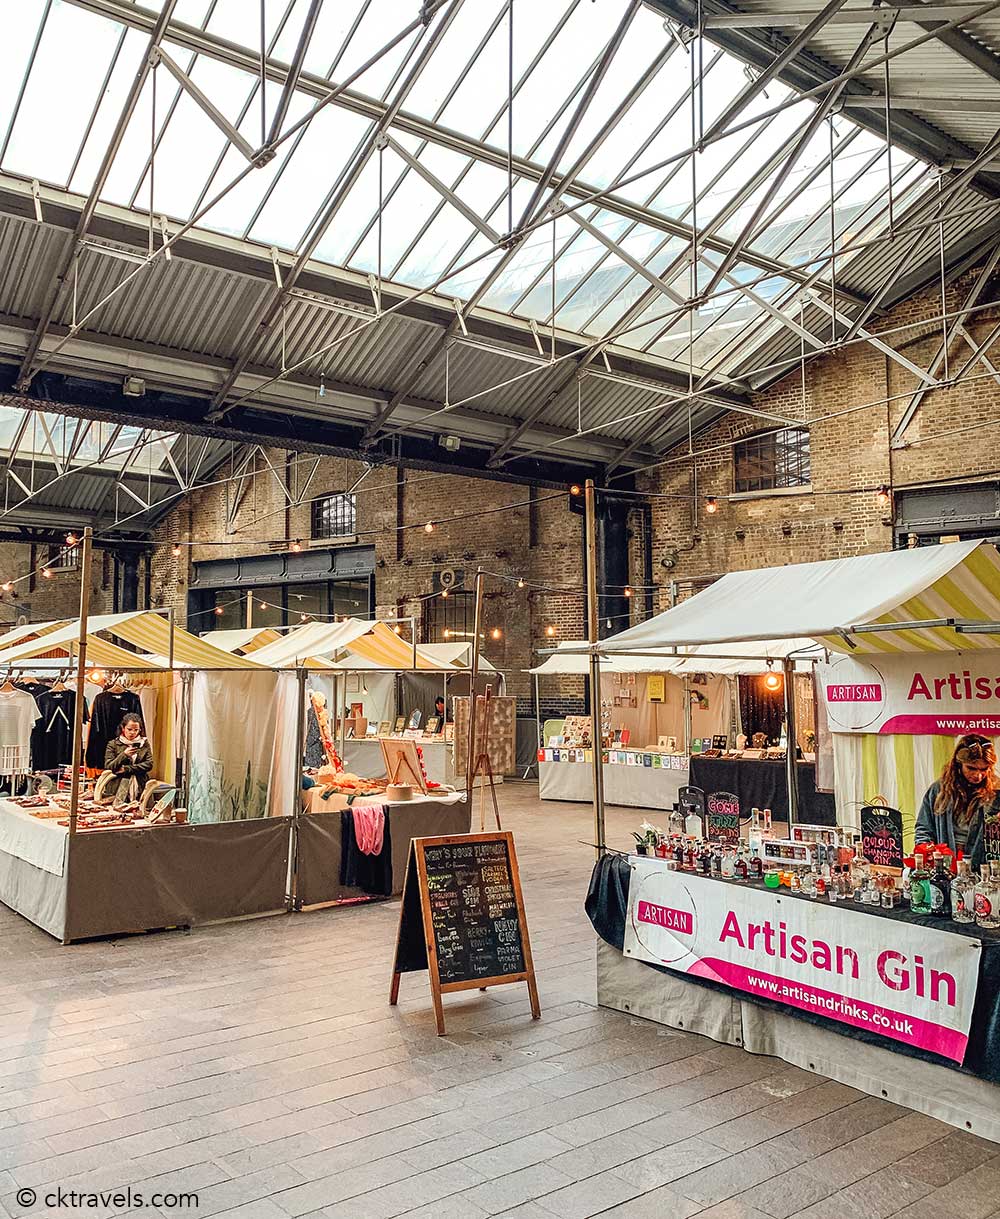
634 265 1000 602
151 452 588 713
0 542 119 628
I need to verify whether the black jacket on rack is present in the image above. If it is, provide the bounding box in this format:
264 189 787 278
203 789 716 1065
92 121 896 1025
32 688 88 773
85 689 143 769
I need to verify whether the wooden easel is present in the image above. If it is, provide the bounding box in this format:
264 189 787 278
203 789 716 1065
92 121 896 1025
469 685 501 831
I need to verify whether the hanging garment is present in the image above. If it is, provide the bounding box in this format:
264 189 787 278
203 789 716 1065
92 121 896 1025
352 803 385 856
0 689 41 775
31 688 88 773
15 680 49 705
85 689 143 769
340 805 393 896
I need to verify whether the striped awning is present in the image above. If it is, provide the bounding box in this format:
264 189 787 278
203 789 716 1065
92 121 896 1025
248 619 381 668
594 541 1000 656
200 627 283 653
345 622 452 670
0 611 264 670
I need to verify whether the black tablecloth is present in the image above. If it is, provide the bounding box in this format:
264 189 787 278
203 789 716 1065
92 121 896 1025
586 853 1000 1082
689 756 835 825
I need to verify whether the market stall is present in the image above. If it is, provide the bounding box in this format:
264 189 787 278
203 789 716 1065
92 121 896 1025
585 540 1000 1136
0 610 292 942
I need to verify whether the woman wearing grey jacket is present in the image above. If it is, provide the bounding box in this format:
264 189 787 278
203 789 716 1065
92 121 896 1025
915 734 1000 868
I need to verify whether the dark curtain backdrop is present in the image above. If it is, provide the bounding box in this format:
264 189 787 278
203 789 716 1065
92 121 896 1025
738 674 785 743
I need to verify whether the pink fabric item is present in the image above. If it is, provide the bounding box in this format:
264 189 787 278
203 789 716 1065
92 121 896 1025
352 803 385 856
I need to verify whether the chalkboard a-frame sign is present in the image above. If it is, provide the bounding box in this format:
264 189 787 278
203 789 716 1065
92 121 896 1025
389 832 541 1035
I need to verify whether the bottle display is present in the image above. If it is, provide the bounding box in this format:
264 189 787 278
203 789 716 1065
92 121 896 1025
748 851 763 881
721 847 736 879
952 859 976 924
734 849 748 882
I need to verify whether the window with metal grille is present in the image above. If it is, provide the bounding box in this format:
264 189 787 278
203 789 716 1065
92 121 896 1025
311 493 357 540
423 590 475 645
734 428 810 494
47 544 79 571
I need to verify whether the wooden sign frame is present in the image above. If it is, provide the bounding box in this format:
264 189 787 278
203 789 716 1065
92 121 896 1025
389 832 540 1035
379 737 427 794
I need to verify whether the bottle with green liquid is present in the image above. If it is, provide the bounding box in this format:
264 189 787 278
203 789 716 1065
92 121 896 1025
909 856 932 915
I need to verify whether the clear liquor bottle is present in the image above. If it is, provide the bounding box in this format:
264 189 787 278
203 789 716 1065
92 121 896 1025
951 859 976 924
975 861 1000 930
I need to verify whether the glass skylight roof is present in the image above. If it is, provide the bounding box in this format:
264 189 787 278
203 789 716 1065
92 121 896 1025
0 0 938 384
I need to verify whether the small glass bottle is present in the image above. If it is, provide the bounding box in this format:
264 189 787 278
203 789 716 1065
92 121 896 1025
709 847 722 878
789 869 802 893
721 847 736 879
748 851 763 882
828 865 840 902
684 839 698 872
976 861 1000 930
927 851 952 918
951 859 976 924
734 848 748 883
800 867 816 898
851 841 870 899
909 856 932 915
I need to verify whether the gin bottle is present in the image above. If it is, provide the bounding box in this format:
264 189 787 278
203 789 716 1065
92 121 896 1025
909 858 932 915
951 859 976 924
975 861 1000 930
926 852 952 918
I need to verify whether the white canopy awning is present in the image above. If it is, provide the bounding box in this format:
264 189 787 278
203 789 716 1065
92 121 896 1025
595 541 1000 655
201 627 282 653
530 637 821 676
418 642 497 672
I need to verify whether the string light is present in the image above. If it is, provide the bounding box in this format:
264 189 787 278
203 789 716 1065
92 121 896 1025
424 522 434 533
41 568 52 579
172 542 181 557
393 624 402 634
65 532 78 546
569 483 582 496
624 586 632 598
1 582 11 593
764 660 782 691
490 627 502 640
441 588 448 598
517 578 525 589
545 624 557 637
875 484 892 508
290 540 302 552
705 496 719 515
214 605 224 616
443 628 451 639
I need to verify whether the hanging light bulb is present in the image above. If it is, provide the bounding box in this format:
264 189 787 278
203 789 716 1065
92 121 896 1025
441 588 448 599
569 483 582 496
259 600 267 609
764 660 781 691
214 605 224 616
393 624 402 635
545 624 557 637
41 568 52 579
171 542 181 557
624 586 632 598
291 540 302 553
517 578 525 589
443 628 451 639
875 484 892 509
300 613 309 622
318 373 326 399
65 532 78 546
424 522 434 533
490 627 502 640
705 496 719 515
606 618 612 629
1 582 12 593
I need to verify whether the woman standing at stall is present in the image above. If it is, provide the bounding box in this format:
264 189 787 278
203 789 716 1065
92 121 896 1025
915 734 1000 865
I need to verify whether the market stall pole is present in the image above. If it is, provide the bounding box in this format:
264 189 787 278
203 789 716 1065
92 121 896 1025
466 567 484 820
64 527 92 944
585 479 606 858
782 656 799 824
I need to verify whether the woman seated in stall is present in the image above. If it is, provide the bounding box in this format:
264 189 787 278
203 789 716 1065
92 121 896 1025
916 734 1000 866
102 713 153 803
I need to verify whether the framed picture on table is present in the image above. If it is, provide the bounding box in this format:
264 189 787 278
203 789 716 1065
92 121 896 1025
425 716 442 735
393 716 406 734
378 721 392 737
379 738 428 794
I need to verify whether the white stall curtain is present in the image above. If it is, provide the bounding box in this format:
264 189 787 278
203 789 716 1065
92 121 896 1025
188 671 281 823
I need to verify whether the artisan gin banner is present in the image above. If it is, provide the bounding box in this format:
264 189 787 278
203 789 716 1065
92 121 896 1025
818 653 1000 735
623 859 981 1062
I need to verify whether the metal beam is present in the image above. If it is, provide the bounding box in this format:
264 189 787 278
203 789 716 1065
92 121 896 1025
151 48 260 162
704 4 986 24
842 94 1000 112
384 135 502 244
807 294 940 386
266 0 323 145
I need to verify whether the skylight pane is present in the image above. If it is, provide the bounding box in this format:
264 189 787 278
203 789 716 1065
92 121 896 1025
4 3 124 188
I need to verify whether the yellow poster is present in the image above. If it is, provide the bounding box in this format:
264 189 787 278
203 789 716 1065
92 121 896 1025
648 674 665 703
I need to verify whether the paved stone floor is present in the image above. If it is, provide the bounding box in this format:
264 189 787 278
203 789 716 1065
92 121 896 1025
0 785 998 1219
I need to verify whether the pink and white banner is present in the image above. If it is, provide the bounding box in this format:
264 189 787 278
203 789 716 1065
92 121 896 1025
623 859 981 1062
818 653 1000 735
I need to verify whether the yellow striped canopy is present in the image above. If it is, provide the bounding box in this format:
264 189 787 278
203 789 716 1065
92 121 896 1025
597 540 1000 656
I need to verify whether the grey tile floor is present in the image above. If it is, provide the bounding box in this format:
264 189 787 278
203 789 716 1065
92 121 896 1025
0 785 997 1219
